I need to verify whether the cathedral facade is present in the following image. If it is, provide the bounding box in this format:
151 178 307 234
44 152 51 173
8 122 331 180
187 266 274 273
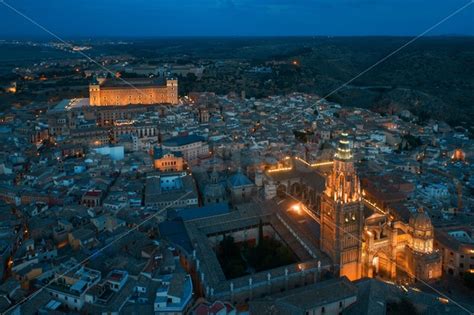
320 133 364 281
318 133 442 282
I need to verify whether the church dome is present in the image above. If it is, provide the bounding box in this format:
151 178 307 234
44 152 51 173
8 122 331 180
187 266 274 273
409 208 432 231
228 169 253 188
409 207 434 254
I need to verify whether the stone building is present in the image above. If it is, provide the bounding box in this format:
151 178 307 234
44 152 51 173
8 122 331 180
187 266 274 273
320 133 442 282
94 105 149 126
113 122 158 145
203 168 226 205
198 107 210 123
249 277 357 315
144 172 199 209
320 133 364 281
262 133 442 283
162 135 209 165
153 147 184 172
89 78 178 106
361 208 442 282
435 225 474 277
81 190 103 208
227 169 256 205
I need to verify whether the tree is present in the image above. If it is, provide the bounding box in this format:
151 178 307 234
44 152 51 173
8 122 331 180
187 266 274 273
463 271 474 290
247 238 295 272
218 235 247 279
219 235 240 259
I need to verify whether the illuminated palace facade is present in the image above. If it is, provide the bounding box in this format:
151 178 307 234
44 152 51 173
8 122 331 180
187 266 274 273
89 78 178 106
321 133 442 281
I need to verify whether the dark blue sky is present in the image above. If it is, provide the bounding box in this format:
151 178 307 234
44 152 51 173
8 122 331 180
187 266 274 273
0 0 473 38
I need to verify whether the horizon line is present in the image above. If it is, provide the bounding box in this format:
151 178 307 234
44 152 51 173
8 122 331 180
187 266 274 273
1 33 474 41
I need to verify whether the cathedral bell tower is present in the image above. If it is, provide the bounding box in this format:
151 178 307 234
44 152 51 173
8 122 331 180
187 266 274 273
320 133 364 281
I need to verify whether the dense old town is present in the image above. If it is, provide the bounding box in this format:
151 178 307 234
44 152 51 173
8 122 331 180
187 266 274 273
0 69 472 314
0 2 473 313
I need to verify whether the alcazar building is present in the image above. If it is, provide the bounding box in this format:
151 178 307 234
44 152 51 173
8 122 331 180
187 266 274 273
89 77 178 106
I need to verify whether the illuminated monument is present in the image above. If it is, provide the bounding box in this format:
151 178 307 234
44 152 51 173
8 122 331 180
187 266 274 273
89 78 178 106
320 133 364 281
319 133 442 282
264 133 442 281
258 132 443 283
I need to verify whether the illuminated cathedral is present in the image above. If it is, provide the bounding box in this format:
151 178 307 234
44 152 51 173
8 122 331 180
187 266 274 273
320 133 442 282
320 133 364 280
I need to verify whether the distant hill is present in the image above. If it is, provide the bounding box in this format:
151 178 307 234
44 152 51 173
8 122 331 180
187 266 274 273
1 37 472 131
119 36 473 128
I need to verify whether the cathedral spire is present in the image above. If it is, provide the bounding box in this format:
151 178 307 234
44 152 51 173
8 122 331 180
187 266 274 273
320 131 364 281
325 132 360 203
335 132 352 161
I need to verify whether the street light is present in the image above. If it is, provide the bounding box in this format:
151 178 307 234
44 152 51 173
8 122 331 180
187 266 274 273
291 203 302 214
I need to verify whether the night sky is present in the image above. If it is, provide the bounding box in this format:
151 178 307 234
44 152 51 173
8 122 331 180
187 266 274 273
0 0 473 38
